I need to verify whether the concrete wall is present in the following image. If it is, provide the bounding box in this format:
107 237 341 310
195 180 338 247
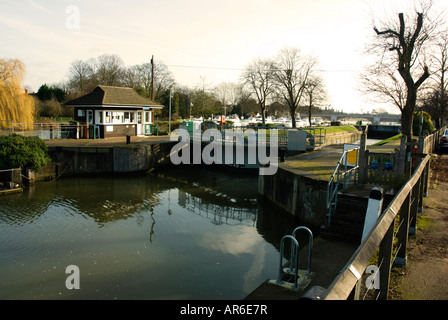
323 131 362 146
34 142 177 180
258 166 328 227
257 131 362 226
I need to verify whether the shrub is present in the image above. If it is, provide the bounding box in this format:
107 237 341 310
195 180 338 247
413 111 435 135
0 134 51 172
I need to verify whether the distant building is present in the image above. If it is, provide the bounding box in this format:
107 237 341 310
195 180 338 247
65 85 163 138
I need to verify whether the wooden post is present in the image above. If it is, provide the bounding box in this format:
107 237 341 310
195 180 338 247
417 135 425 155
418 169 425 212
409 182 420 235
358 133 367 185
423 161 430 197
378 220 395 300
395 192 411 266
395 135 407 180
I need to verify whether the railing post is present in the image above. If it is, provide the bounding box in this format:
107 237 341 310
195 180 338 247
395 192 411 266
418 169 425 213
395 135 407 180
378 220 395 300
358 133 367 185
418 134 425 156
363 150 369 184
409 182 420 235
423 161 430 197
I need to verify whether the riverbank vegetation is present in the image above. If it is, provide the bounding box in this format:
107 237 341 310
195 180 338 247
0 134 51 172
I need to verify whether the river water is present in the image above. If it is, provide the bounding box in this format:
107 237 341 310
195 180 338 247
0 165 297 300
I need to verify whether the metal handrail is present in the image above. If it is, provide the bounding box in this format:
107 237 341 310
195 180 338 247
276 235 300 290
326 147 360 226
322 154 431 300
291 226 313 275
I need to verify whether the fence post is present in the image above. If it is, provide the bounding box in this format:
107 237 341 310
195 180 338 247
358 133 367 185
378 220 395 300
395 192 411 266
418 168 426 212
417 135 424 155
409 181 420 235
395 135 407 180
423 160 430 197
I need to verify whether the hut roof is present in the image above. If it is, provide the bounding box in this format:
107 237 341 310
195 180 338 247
65 86 163 108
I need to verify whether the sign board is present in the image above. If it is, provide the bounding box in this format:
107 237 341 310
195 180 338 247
343 144 359 167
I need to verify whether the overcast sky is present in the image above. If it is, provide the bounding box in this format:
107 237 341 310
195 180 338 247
1 0 447 114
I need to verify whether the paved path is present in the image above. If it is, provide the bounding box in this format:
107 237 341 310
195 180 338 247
391 154 448 300
281 139 401 181
44 135 172 147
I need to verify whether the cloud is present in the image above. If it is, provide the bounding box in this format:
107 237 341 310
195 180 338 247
196 227 260 255
26 0 54 15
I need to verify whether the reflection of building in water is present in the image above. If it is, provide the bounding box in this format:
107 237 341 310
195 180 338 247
178 190 257 226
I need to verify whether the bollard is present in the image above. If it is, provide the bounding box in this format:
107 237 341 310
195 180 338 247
361 187 384 242
280 148 286 162
126 135 131 144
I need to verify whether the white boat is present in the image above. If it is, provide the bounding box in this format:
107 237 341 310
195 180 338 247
225 114 242 127
274 117 290 127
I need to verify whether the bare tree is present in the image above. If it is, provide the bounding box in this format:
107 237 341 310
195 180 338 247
423 31 448 127
240 57 276 124
367 1 440 139
273 47 317 128
151 62 175 101
67 59 95 93
304 75 326 127
213 82 243 116
214 82 231 116
95 54 125 87
124 61 175 101
360 61 407 112
190 77 219 118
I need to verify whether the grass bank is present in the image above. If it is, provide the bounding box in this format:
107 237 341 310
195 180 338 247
372 133 402 146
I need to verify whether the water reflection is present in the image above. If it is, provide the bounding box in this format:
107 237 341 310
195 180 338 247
0 165 300 299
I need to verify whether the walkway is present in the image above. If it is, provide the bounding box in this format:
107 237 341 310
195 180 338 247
44 135 171 147
281 139 401 182
390 154 448 300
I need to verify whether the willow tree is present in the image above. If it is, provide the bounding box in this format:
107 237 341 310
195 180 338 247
0 59 35 127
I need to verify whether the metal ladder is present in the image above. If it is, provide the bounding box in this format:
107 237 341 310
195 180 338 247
272 226 314 291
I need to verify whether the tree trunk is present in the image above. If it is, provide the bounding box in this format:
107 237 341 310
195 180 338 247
290 107 296 128
309 105 312 128
402 88 417 139
260 104 266 125
401 109 414 140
